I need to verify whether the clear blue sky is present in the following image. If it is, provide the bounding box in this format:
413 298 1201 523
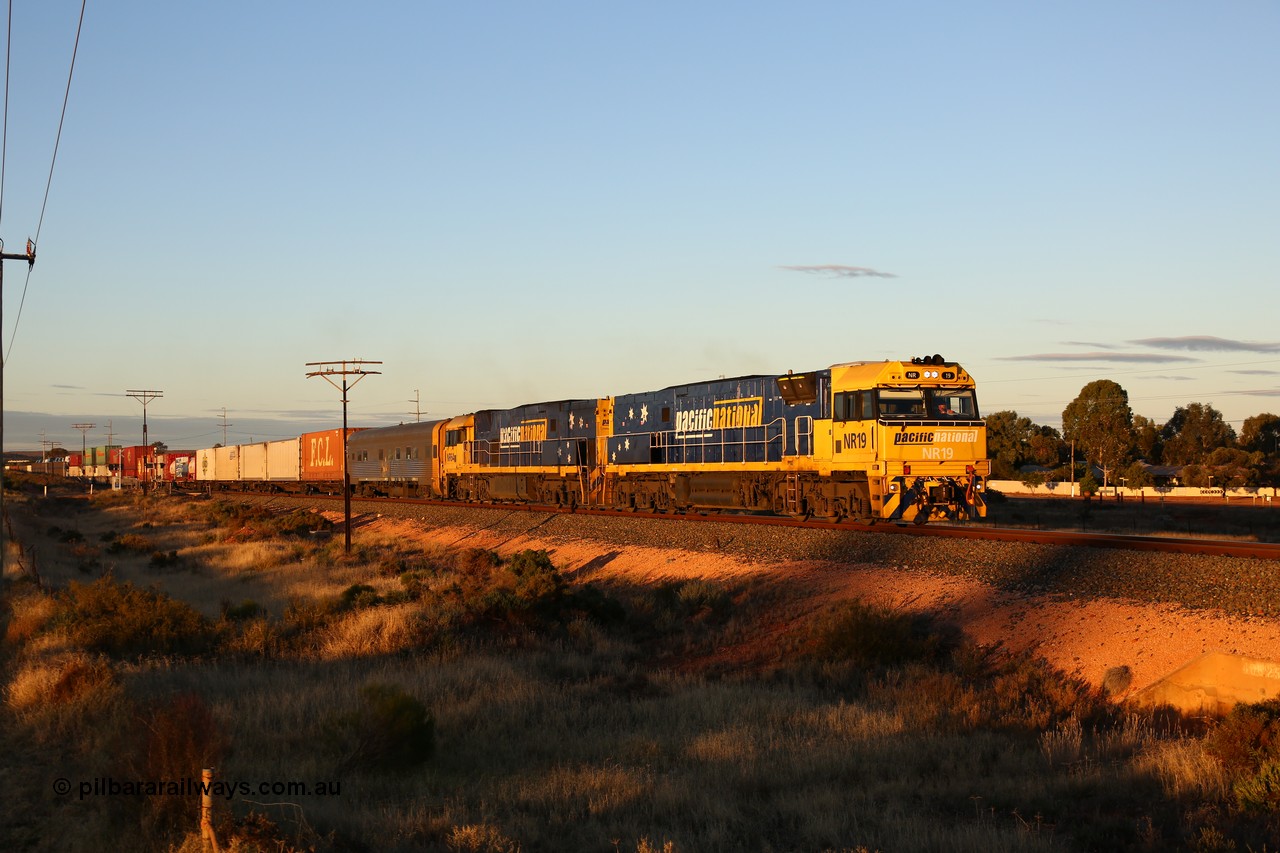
3 1 1277 452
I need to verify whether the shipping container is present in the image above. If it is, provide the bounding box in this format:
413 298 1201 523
213 445 240 482
158 450 197 482
266 437 301 481
118 445 154 480
239 443 268 482
86 445 120 469
195 448 217 482
300 428 361 482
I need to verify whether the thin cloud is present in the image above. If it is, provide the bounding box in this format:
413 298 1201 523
1060 341 1122 349
997 352 1199 363
52 384 84 390
779 264 896 279
1231 369 1280 376
1220 388 1280 397
1130 335 1280 353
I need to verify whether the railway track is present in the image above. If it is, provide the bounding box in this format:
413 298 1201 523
222 490 1280 562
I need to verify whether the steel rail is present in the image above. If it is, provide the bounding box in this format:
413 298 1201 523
225 489 1280 562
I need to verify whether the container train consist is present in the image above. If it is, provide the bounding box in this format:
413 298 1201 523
189 356 989 524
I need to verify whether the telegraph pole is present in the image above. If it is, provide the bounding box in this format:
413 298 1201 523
0 238 36 571
409 389 424 423
218 408 232 446
105 421 117 488
126 390 163 489
306 359 381 553
72 423 95 477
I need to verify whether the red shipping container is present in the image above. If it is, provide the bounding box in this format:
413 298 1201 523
157 451 197 482
118 445 155 480
300 428 363 481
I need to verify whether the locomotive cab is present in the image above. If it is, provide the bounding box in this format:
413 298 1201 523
822 356 989 523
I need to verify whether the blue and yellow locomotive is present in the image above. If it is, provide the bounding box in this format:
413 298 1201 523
345 355 988 523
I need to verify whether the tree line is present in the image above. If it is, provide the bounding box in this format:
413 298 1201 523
985 380 1280 490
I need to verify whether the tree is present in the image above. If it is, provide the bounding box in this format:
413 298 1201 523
1119 460 1154 490
1239 413 1280 455
1132 414 1162 462
1205 446 1255 489
1161 402 1235 466
1028 425 1065 467
984 410 1034 479
1020 468 1048 492
1062 380 1134 487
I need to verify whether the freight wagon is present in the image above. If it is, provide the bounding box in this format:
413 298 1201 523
196 429 362 492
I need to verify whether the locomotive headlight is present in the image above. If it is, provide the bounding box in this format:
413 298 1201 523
889 482 899 492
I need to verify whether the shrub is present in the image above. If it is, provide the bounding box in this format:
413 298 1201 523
135 693 227 835
565 582 627 627
453 547 501 581
399 569 431 599
1234 759 1280 814
53 576 218 659
340 583 383 610
220 599 261 621
806 599 955 669
149 550 181 569
1205 700 1280 775
203 500 332 540
106 533 152 554
983 652 1104 731
50 526 84 543
333 683 434 773
504 549 563 608
630 579 733 636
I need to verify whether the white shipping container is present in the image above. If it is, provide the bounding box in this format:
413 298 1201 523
213 445 240 482
266 438 301 481
195 448 216 482
240 443 268 482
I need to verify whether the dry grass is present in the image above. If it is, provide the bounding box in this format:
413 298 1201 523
4 488 1280 852
316 603 430 659
5 650 120 721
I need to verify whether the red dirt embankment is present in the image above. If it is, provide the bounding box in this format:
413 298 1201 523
363 515 1280 700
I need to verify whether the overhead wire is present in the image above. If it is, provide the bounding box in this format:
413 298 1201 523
1 1 10 227
5 0 86 366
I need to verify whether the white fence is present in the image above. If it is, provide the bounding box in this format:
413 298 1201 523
988 480 1278 502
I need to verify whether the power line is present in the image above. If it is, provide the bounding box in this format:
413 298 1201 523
5 0 85 364
1 1 12 226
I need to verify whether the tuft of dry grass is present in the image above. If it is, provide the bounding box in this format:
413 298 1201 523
316 603 430 659
6 650 119 717
1 584 57 647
